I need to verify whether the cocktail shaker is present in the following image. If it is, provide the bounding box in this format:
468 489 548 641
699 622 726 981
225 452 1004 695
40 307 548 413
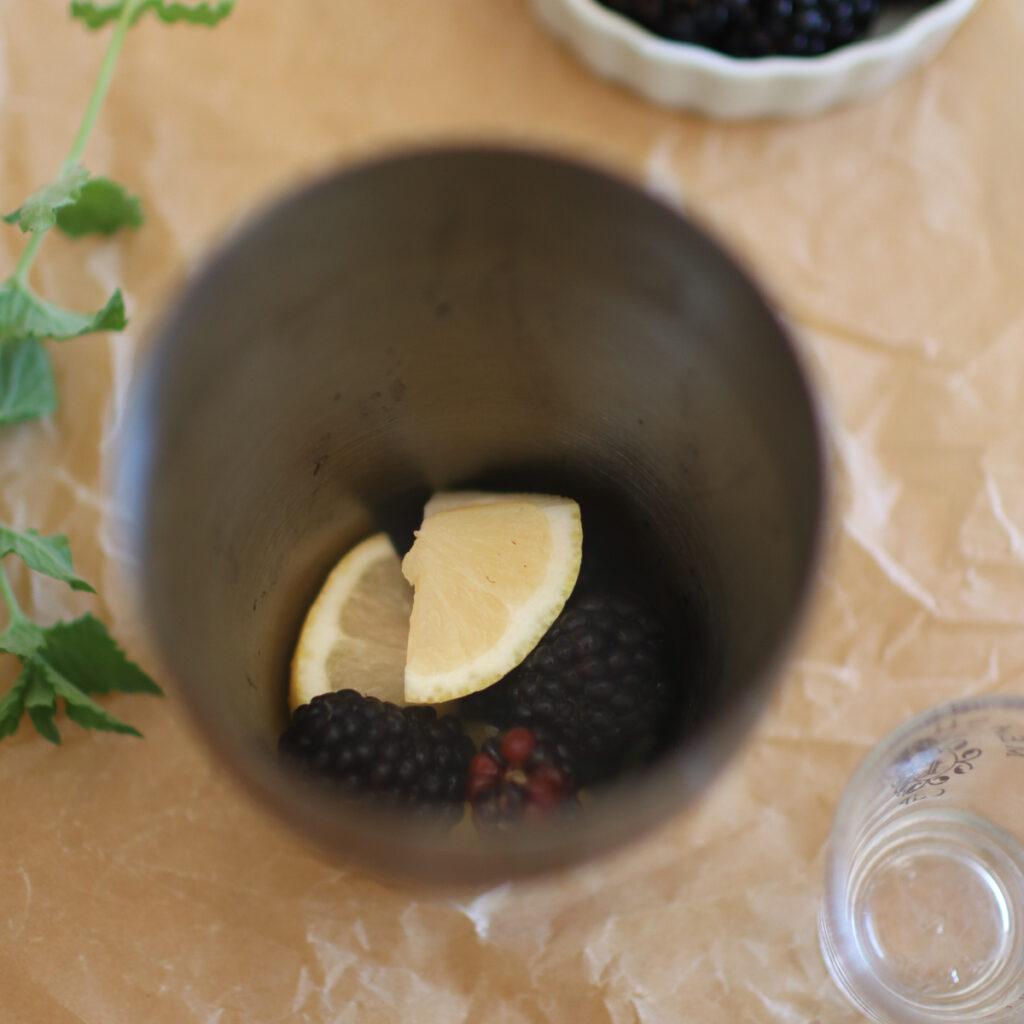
118 146 826 883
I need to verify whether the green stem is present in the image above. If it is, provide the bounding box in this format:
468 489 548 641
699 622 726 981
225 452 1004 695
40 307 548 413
0 564 25 623
66 0 142 165
12 0 143 285
11 233 45 286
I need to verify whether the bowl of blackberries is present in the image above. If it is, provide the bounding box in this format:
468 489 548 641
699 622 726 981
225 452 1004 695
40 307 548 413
530 0 979 118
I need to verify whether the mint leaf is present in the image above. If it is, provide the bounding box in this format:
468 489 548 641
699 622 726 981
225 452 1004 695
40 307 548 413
0 281 125 427
42 614 162 695
4 162 90 234
25 666 60 743
0 280 126 344
0 532 159 743
56 177 144 238
71 0 236 29
0 670 30 739
0 618 46 658
0 338 56 425
0 525 95 592
0 616 159 743
43 664 141 736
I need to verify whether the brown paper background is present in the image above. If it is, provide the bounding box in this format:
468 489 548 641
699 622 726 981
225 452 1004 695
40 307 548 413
2 0 1023 1020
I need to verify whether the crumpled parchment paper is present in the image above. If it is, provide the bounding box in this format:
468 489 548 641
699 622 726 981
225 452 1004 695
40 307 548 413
2 0 1022 1020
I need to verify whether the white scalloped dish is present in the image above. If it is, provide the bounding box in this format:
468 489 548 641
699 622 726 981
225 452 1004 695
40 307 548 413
530 0 980 119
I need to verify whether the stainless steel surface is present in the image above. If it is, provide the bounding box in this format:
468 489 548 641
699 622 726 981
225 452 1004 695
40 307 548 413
118 146 827 883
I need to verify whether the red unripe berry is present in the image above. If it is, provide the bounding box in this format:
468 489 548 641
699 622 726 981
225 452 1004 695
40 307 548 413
499 726 536 768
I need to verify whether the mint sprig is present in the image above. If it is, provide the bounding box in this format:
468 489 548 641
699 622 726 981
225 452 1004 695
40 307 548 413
0 0 233 426
0 0 233 745
0 526 162 743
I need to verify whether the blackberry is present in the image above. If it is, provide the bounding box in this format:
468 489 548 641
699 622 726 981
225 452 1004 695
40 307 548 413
469 726 578 829
461 588 679 783
279 690 475 821
598 0 882 57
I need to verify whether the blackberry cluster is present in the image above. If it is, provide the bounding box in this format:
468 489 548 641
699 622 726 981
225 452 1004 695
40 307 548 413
598 0 883 57
279 690 474 821
461 588 678 783
469 726 578 829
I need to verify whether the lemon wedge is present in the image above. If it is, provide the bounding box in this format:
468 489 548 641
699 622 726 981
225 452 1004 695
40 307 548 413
402 494 582 704
288 533 412 711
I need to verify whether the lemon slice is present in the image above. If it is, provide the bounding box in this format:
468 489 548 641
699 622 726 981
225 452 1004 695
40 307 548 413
402 494 582 704
289 533 412 711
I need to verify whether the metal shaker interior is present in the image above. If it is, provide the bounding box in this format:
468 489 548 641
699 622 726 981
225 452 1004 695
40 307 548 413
119 147 825 882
